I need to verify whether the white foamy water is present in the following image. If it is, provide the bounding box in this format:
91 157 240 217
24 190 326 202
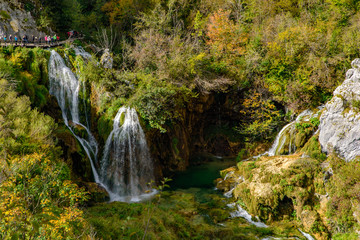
100 107 155 201
49 50 155 202
227 203 268 228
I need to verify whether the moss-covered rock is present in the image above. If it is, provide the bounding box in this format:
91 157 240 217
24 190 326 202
219 154 331 239
83 182 110 204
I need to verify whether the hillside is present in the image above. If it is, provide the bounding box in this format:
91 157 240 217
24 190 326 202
0 0 360 239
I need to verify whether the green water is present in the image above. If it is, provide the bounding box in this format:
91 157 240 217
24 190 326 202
87 154 304 239
170 155 235 190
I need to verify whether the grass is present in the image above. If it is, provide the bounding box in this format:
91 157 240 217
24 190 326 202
84 190 299 240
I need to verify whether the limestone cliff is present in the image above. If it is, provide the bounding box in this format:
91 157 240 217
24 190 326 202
0 0 46 38
319 58 360 161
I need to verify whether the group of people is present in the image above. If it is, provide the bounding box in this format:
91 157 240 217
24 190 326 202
0 34 60 45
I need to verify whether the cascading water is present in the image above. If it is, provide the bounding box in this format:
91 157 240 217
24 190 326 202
267 108 322 156
74 46 92 60
49 50 155 202
101 107 155 202
48 50 100 182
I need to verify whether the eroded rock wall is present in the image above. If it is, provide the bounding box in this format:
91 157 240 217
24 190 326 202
319 58 360 161
0 0 46 38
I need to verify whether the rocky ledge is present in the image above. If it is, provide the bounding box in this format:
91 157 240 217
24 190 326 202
0 0 46 38
319 58 360 161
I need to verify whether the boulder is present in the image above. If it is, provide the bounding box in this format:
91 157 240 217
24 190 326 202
319 58 360 161
229 155 320 221
100 48 113 69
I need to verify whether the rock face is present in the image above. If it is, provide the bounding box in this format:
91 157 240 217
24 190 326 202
217 154 330 239
0 0 46 38
100 49 113 69
147 91 244 174
319 58 360 161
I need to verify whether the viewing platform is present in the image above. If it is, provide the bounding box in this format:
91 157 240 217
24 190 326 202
0 37 82 48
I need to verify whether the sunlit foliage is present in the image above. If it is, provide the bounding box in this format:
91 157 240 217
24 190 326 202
0 78 90 239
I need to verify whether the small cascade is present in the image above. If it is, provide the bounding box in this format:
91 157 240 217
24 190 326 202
74 46 92 60
100 107 155 202
268 109 319 156
298 229 315 240
227 203 268 228
48 50 99 181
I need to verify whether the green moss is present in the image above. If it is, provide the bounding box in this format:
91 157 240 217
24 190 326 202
326 156 360 233
332 232 359 240
0 10 11 20
85 190 296 240
97 115 113 142
172 138 179 155
301 135 327 161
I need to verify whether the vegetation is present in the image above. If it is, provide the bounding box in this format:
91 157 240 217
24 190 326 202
326 155 360 235
86 190 303 240
1 0 360 238
0 79 91 238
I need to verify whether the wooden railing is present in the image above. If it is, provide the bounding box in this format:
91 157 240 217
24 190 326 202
0 37 82 48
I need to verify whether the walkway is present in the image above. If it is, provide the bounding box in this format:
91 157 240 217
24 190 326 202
0 37 82 48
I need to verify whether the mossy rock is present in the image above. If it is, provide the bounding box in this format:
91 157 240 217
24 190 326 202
83 182 110 204
295 131 308 149
233 155 321 222
70 121 89 139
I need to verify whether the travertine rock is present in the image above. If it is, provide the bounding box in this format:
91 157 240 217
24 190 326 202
319 58 360 161
0 0 46 38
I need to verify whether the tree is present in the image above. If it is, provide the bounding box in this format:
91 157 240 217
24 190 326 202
206 9 247 58
0 79 91 239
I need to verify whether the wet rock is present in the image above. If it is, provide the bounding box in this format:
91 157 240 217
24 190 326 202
319 58 360 161
83 182 110 204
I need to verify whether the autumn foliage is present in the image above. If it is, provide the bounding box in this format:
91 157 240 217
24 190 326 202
0 78 90 239
206 9 247 57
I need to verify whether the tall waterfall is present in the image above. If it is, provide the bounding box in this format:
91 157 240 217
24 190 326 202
48 50 100 182
48 50 155 202
101 107 155 202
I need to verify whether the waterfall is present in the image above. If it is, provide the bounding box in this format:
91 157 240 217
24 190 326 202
267 109 320 156
49 50 155 202
48 50 100 182
74 46 92 60
101 107 155 202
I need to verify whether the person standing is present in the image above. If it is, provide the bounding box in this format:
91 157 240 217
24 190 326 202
14 36 18 45
9 35 12 43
